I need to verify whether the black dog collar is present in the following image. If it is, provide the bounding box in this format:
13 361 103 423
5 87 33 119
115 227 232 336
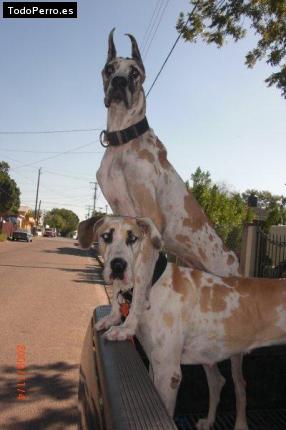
100 116 149 147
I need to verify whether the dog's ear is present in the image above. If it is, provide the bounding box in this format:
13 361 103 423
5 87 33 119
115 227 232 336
78 215 105 249
136 217 163 250
125 33 145 75
107 28 116 63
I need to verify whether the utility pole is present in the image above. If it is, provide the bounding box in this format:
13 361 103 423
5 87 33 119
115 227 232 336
37 200 42 225
34 167 41 226
90 181 98 215
85 205 92 219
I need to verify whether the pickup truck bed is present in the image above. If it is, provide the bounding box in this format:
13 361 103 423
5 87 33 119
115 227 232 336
79 305 286 430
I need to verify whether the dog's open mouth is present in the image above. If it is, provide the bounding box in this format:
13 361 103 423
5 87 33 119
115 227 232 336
109 272 129 285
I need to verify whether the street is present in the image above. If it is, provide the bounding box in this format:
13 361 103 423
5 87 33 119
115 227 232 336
0 237 108 429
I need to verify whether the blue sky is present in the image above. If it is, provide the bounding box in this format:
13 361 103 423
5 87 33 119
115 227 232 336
1 0 286 221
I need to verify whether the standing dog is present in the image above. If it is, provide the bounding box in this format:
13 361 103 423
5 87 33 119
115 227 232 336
93 216 286 430
78 30 246 429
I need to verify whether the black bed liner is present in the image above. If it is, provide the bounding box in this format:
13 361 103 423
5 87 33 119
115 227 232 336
79 305 286 430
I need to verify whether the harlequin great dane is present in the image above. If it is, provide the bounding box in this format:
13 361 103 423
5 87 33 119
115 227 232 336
78 30 246 429
91 216 286 430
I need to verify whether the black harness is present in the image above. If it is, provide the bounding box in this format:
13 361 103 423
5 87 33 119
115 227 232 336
100 117 149 147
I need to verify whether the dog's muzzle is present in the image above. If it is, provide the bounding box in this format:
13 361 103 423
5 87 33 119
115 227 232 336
105 76 130 108
110 258 127 280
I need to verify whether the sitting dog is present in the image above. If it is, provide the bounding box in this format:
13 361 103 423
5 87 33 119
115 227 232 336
93 215 286 430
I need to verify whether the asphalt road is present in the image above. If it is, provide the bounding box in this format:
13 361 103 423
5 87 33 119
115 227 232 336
0 236 108 430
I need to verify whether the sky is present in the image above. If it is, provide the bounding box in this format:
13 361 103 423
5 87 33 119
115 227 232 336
1 0 286 221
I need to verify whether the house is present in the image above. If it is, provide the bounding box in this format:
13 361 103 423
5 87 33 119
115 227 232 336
17 206 35 231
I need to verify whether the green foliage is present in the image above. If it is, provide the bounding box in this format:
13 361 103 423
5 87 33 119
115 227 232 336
242 188 286 231
177 0 286 97
0 162 21 215
0 232 7 242
44 208 79 237
189 167 253 252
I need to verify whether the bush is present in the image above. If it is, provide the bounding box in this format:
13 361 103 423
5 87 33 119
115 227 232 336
0 232 7 242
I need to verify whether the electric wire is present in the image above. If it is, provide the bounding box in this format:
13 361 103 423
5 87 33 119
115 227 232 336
143 0 171 60
146 1 199 97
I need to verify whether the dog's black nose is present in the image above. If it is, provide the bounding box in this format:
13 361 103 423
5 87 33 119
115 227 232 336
112 76 127 89
110 258 127 279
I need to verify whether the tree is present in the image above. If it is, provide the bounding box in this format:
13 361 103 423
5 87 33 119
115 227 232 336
189 167 253 252
177 0 286 97
0 162 21 215
242 188 286 230
44 208 79 237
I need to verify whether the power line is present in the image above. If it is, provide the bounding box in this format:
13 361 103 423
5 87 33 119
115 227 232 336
146 1 199 97
0 127 102 135
9 140 98 171
0 148 104 154
143 0 171 60
141 0 165 55
43 169 95 182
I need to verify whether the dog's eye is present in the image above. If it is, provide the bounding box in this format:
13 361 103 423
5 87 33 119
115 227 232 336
105 64 115 77
101 232 113 244
129 67 139 79
126 232 138 245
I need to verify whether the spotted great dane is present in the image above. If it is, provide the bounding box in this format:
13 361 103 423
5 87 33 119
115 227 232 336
90 216 286 430
78 30 247 429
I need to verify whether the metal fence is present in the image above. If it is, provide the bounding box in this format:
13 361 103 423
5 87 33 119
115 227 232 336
254 229 286 278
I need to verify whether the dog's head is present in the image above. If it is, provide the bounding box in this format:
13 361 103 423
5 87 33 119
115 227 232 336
78 215 162 289
102 28 145 109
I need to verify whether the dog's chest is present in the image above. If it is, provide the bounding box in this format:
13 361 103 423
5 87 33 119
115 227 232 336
97 150 128 210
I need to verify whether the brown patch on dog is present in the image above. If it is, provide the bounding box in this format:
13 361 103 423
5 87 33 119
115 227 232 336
175 234 190 245
131 138 140 151
172 265 190 302
191 269 203 286
156 139 170 169
227 254 235 265
222 276 286 348
206 277 213 283
132 183 165 232
183 218 193 228
138 149 155 163
184 194 206 232
200 283 228 313
170 373 181 389
163 312 174 328
198 247 207 261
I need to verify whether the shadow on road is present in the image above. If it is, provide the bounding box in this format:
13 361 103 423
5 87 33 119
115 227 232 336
44 245 88 257
0 361 79 429
72 265 106 286
43 245 105 285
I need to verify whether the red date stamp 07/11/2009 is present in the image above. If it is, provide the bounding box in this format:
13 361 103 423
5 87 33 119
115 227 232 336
16 344 27 400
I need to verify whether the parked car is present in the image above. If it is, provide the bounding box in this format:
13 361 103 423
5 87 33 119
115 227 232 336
44 228 56 237
35 228 43 236
12 230 33 242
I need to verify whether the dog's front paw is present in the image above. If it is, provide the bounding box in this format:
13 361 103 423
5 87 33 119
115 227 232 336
196 418 214 430
95 314 121 332
103 325 135 341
